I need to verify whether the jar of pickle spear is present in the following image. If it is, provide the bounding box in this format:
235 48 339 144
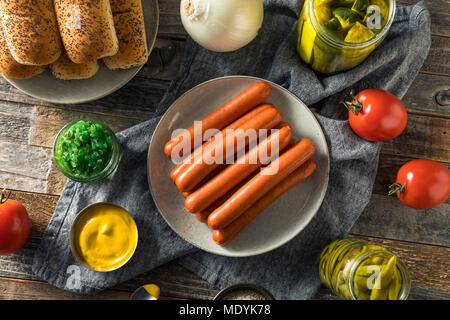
319 239 411 300
295 0 396 74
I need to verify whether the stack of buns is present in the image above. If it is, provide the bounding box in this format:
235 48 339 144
104 0 148 70
0 0 148 80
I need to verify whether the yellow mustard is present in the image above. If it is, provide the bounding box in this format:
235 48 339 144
144 284 160 299
73 203 138 271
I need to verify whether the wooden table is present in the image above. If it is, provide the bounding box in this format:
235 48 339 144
0 0 448 300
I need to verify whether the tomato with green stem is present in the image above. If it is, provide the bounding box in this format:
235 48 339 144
0 189 30 255
389 159 450 210
343 89 407 141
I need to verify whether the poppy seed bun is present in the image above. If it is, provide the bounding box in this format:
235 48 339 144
54 0 119 64
0 0 62 66
50 52 98 80
103 0 148 70
0 20 44 79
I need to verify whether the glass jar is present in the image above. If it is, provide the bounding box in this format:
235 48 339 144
319 239 411 300
295 0 396 75
53 118 121 183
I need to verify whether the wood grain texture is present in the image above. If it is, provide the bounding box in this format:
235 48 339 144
0 142 52 193
0 38 448 119
0 276 182 300
351 194 450 246
2 164 449 248
397 0 450 37
421 36 450 76
29 105 141 148
0 77 168 120
0 0 448 301
0 236 448 299
157 0 450 38
0 171 47 195
348 235 449 290
0 142 52 178
0 190 448 297
435 89 450 106
0 276 448 300
0 277 131 300
6 191 57 238
1 91 448 157
312 285 450 300
402 73 450 117
139 39 185 81
381 114 449 162
113 261 221 300
46 162 67 196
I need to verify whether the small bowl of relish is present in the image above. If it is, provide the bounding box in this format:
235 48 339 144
53 118 121 183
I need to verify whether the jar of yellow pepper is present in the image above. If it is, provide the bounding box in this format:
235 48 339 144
319 239 411 300
296 0 396 74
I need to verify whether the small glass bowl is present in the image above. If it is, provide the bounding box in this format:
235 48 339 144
53 118 121 183
69 202 138 272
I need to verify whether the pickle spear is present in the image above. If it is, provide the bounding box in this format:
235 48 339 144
388 269 402 300
352 0 370 16
328 0 355 5
333 7 361 31
315 1 332 25
345 22 375 42
364 0 389 32
369 255 397 300
324 17 342 31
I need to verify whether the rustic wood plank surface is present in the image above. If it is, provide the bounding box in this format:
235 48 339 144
0 0 448 300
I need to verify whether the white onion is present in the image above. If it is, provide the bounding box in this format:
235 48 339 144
180 0 264 52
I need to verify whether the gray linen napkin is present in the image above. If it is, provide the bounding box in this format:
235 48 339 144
32 0 430 299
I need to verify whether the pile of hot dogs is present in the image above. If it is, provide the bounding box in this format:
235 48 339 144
164 82 317 245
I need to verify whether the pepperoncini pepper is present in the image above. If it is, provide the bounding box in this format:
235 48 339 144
318 239 410 300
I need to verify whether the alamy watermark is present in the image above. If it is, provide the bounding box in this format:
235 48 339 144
366 5 383 30
170 122 283 175
65 264 82 291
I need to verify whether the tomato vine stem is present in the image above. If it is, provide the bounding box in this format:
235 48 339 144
388 182 406 196
342 89 363 115
1 188 11 204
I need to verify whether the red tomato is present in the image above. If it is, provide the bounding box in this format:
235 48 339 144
0 190 30 255
389 159 450 209
344 89 407 141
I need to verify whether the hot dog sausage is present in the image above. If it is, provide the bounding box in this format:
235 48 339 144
212 159 317 245
164 81 272 159
181 164 227 198
284 138 298 149
197 139 297 223
195 171 259 222
169 104 273 183
207 139 315 230
196 211 210 223
182 191 191 198
185 125 292 213
175 105 282 192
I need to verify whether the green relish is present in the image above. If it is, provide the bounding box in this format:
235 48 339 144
54 119 118 181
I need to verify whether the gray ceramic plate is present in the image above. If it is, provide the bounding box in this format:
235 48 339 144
148 76 330 257
1 0 159 104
